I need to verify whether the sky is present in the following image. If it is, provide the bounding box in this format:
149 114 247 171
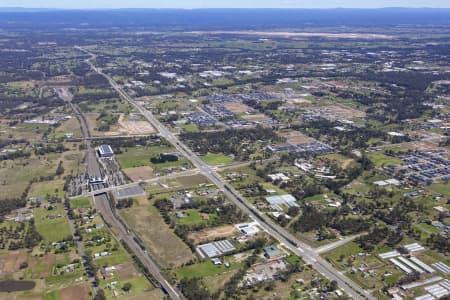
1 0 449 9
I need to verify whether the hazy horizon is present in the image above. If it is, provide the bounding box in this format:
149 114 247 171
1 0 449 9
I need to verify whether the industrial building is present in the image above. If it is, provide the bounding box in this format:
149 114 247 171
97 145 114 158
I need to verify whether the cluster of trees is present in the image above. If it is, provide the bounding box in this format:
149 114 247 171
115 198 133 209
150 153 178 164
91 136 161 152
2 220 42 250
34 143 66 155
356 226 403 251
180 126 283 159
291 205 370 236
426 234 450 254
96 111 119 132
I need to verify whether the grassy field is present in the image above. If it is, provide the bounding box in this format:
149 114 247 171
103 275 158 300
177 210 217 226
69 197 91 208
34 204 72 243
29 180 65 199
428 183 450 198
0 156 59 199
116 146 191 171
201 153 233 166
175 260 242 279
120 202 195 268
366 151 403 167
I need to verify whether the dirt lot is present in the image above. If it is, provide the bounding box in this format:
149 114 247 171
307 105 366 120
278 130 315 145
241 113 271 122
86 113 156 137
286 98 311 105
60 285 89 300
123 166 154 182
188 225 237 245
116 263 139 281
223 102 254 113
117 114 156 135
0 251 27 274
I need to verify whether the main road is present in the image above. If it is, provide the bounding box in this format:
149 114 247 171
79 47 373 300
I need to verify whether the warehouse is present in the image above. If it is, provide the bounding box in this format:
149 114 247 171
97 145 114 158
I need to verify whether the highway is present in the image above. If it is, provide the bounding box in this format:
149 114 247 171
79 47 374 300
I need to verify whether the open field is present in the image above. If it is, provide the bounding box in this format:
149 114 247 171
187 225 237 245
201 153 233 166
366 151 403 167
53 117 82 139
223 101 253 113
122 166 154 182
60 284 89 300
69 197 91 208
120 203 195 268
0 156 63 199
34 204 72 243
278 130 315 145
175 259 242 280
115 146 191 171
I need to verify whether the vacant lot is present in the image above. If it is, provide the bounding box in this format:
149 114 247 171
61 285 89 300
223 101 253 113
175 260 242 280
34 204 72 243
366 151 402 167
117 114 156 135
278 130 315 145
69 197 91 208
120 203 194 268
188 225 237 245
122 166 154 182
201 153 233 166
115 146 190 172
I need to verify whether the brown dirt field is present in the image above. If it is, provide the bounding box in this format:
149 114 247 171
61 285 89 300
123 166 154 182
401 140 447 154
309 105 365 119
175 174 210 187
28 254 57 278
188 225 237 245
223 102 253 113
286 98 311 105
131 289 166 300
277 130 315 145
241 113 270 122
86 113 156 137
0 251 20 273
117 114 156 135
116 263 139 281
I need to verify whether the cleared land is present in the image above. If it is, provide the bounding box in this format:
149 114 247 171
201 153 233 166
187 225 237 245
122 166 154 182
120 203 195 268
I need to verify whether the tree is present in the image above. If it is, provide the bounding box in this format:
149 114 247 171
122 282 132 292
94 289 106 300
